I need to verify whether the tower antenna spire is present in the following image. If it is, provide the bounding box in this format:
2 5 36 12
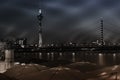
37 9 43 47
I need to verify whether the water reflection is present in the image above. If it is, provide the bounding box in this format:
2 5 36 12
98 53 105 66
59 53 62 57
2 52 120 70
1 51 120 74
35 52 120 66
39 53 42 59
47 53 50 60
51 52 54 61
113 53 116 65
72 53 75 62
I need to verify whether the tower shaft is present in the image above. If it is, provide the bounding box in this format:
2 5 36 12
37 9 43 47
38 25 42 47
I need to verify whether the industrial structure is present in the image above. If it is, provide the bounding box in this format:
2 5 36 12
100 19 104 46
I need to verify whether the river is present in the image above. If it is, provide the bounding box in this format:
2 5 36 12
14 52 120 66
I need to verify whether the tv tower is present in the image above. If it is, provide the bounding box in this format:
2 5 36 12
100 19 104 46
37 9 43 47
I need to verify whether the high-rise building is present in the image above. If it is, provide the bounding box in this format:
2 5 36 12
15 38 27 48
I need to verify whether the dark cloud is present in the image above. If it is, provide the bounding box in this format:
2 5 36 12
0 0 120 43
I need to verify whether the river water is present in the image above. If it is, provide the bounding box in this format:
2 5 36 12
0 52 120 73
14 52 120 66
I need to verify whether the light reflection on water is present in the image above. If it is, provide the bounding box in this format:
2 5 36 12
98 53 105 66
0 52 120 73
59 53 62 57
72 52 75 62
31 52 120 66
47 53 50 60
113 53 116 65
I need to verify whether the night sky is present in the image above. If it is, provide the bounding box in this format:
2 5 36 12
0 0 120 44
